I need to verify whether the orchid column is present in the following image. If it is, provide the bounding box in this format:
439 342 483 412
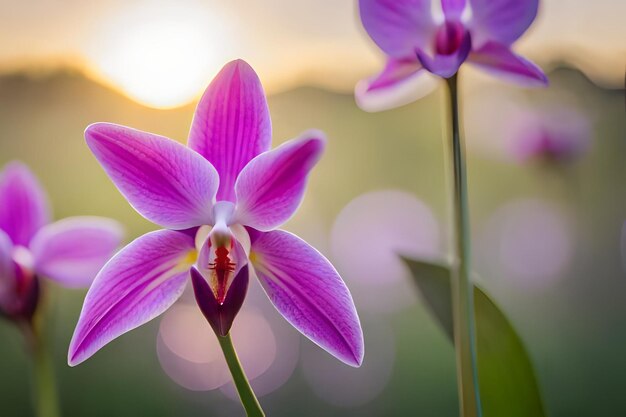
357 1 547 415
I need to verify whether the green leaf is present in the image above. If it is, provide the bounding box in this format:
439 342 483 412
403 257 546 417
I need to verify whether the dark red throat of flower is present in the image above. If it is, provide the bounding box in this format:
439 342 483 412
1 263 40 321
435 21 466 55
209 246 235 305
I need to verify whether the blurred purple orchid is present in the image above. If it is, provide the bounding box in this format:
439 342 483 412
0 162 123 322
357 0 548 108
510 106 591 164
68 59 364 368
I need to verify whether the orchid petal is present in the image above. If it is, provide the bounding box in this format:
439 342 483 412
68 229 195 366
359 58 424 93
234 133 324 231
417 31 472 78
443 0 467 20
86 123 219 230
251 230 364 367
30 217 124 288
469 0 539 46
355 65 440 112
188 60 272 202
0 162 50 246
358 0 435 58
191 265 249 336
469 42 548 86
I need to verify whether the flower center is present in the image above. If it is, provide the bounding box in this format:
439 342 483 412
195 224 249 306
194 201 251 305
209 244 235 304
435 20 466 55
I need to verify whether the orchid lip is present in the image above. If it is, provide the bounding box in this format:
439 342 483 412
1 261 40 321
191 265 249 337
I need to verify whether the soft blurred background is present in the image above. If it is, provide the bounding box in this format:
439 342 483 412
0 0 624 416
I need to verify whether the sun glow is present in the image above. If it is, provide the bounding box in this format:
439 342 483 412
85 1 232 109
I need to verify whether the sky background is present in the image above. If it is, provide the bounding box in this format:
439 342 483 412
0 0 624 107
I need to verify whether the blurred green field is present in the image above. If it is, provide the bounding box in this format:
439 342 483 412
0 67 624 416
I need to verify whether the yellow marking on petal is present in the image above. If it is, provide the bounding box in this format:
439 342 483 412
180 249 198 268
249 250 261 265
137 249 198 298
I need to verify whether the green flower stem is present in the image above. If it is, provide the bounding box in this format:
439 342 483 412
445 74 482 417
217 333 265 417
21 321 61 417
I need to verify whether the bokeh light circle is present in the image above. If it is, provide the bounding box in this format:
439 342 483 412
301 318 396 407
219 287 300 400
157 303 277 392
480 199 574 290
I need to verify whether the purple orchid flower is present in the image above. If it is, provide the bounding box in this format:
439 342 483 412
0 162 123 322
357 0 548 108
510 106 591 164
68 59 364 369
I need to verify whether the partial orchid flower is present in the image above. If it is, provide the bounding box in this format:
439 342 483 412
466 90 592 167
68 59 363 415
0 161 123 322
355 2 549 416
509 106 591 165
356 0 548 109
0 161 123 417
